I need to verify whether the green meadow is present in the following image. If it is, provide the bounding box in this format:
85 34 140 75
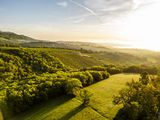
10 74 139 120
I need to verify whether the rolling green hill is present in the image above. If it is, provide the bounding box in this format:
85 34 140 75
0 47 160 70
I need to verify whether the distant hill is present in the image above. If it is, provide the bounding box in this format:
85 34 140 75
20 41 113 52
0 31 38 44
1 31 160 67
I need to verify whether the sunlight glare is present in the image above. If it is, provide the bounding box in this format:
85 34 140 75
121 0 160 51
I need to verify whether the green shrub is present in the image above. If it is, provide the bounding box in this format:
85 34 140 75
88 71 103 82
83 66 107 71
69 72 88 86
82 71 94 86
64 78 82 96
80 90 92 106
107 67 121 75
123 65 158 75
101 71 110 79
82 65 121 75
69 71 93 86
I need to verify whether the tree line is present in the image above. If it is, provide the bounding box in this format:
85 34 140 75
113 72 160 120
81 65 159 75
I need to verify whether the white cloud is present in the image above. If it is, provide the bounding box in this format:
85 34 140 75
84 0 135 13
66 14 91 20
73 18 85 23
82 0 158 24
84 0 156 12
57 1 68 7
70 0 96 16
69 0 102 23
67 0 158 25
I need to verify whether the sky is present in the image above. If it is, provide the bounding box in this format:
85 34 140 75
0 0 160 50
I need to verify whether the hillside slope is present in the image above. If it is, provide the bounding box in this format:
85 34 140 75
0 47 160 70
0 47 67 83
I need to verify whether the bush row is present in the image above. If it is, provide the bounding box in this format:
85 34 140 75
4 71 110 114
123 65 159 74
81 65 159 75
81 65 122 75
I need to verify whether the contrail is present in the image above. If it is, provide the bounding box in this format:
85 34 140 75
70 0 97 16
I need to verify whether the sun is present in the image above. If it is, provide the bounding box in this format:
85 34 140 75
119 1 160 51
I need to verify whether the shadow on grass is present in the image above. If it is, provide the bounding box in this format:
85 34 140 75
9 96 71 120
59 104 85 120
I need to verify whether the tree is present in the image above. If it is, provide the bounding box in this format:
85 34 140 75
80 90 92 106
64 78 82 96
113 73 160 120
139 72 150 85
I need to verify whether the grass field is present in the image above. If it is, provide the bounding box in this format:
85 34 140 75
8 74 139 120
85 73 139 119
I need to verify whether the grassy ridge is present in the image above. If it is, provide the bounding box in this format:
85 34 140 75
38 48 160 67
10 74 139 120
1 47 160 69
0 47 103 69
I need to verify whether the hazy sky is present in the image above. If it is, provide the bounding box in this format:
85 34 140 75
0 0 160 50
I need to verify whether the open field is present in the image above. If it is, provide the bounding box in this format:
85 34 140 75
86 73 139 119
10 74 139 120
